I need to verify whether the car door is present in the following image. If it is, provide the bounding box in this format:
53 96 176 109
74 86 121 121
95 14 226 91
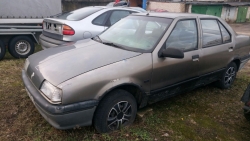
150 18 200 101
198 18 234 75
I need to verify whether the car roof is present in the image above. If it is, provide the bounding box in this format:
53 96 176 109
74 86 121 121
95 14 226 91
132 12 219 19
89 6 146 13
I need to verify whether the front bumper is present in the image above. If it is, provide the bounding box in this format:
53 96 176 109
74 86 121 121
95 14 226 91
22 70 98 129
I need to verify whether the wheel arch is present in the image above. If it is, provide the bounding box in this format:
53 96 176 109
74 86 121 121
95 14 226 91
98 83 148 109
231 58 241 71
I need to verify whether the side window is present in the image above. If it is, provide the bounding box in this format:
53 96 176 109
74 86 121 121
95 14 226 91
219 22 231 43
109 11 130 26
165 20 198 52
201 19 222 47
92 12 109 26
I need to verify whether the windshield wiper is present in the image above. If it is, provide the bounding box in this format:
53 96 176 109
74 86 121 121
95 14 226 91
92 35 102 43
102 42 121 48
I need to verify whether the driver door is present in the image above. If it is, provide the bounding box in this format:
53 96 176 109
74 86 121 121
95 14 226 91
150 19 201 100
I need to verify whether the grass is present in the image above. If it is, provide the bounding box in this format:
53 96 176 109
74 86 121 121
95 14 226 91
0 45 250 141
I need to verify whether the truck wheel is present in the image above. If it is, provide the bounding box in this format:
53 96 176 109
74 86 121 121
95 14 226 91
217 62 237 89
8 36 35 58
94 89 137 133
0 41 6 60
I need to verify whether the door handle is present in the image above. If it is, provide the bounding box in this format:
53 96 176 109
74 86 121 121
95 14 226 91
192 55 199 62
229 47 233 52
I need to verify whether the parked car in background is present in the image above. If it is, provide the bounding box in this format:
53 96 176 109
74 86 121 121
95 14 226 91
23 13 250 133
241 83 250 121
40 6 145 49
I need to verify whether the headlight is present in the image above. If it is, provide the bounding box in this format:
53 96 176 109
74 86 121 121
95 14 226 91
24 59 30 71
40 80 62 103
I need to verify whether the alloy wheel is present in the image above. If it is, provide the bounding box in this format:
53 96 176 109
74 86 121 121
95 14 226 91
224 66 236 86
107 101 132 130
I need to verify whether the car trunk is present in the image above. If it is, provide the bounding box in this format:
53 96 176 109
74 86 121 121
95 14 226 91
43 19 66 35
42 18 67 40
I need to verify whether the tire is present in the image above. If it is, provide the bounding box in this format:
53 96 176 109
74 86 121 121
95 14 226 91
8 36 35 58
217 62 237 89
94 89 137 133
0 41 6 60
244 109 250 121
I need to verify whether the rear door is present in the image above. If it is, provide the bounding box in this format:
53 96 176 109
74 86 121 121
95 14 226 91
198 18 234 75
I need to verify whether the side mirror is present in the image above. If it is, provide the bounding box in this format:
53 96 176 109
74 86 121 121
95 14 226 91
158 47 184 58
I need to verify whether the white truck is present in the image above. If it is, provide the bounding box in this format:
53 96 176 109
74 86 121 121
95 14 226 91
0 0 61 60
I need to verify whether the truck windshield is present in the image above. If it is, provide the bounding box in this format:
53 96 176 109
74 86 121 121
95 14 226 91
99 16 173 53
55 7 103 21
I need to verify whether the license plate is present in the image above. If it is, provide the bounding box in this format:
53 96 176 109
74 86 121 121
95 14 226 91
44 22 62 34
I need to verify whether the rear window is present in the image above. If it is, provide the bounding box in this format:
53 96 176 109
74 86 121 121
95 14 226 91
55 7 102 21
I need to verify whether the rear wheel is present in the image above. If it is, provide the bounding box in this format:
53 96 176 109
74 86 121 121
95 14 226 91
0 41 6 60
94 89 137 133
217 62 237 89
8 36 35 58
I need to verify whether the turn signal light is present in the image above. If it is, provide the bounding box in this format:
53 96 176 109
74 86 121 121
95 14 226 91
63 24 75 35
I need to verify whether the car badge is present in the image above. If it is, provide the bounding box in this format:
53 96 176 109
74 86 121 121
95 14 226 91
31 72 35 79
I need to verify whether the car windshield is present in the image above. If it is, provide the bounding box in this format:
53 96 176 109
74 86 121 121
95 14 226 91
99 16 172 52
55 7 103 21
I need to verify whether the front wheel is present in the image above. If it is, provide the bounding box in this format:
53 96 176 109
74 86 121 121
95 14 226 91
217 62 237 89
8 36 35 58
94 89 137 133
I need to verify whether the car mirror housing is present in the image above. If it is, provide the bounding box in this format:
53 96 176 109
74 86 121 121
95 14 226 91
159 48 184 59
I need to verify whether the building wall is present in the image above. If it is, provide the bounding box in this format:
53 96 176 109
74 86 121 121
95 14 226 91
247 6 250 21
191 5 250 23
221 6 238 23
185 0 239 1
185 0 225 1
147 1 185 12
130 0 142 7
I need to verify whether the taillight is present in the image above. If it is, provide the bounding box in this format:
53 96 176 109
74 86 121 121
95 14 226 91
42 21 44 29
63 24 75 35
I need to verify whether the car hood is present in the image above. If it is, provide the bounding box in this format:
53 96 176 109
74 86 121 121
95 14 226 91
27 39 141 88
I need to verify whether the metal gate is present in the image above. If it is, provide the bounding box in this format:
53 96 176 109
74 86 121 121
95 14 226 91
192 5 222 17
221 7 237 23
206 6 222 17
191 5 207 14
236 6 248 23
